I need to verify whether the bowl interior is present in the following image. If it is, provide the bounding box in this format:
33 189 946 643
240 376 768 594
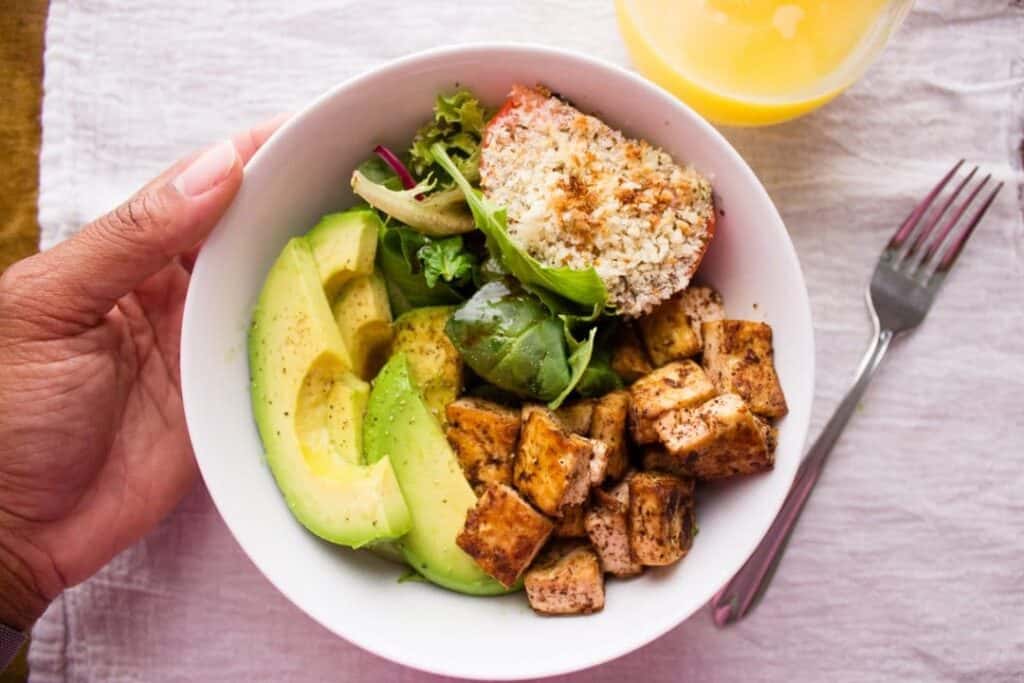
182 45 813 681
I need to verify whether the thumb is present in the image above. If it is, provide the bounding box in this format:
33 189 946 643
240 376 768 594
29 140 242 329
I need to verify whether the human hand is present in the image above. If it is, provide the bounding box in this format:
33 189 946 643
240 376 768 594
0 118 285 630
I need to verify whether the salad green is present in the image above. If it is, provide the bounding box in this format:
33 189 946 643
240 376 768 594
351 90 621 407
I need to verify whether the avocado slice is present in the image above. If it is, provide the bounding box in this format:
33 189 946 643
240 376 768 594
249 237 410 547
390 307 463 424
364 354 510 595
332 272 393 381
306 209 379 300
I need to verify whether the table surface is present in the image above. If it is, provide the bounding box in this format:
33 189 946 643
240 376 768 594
12 1 1024 682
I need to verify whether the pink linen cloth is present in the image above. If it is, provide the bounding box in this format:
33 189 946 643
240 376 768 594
29 1 1024 680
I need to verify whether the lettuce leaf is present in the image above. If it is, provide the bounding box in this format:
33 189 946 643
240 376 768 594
429 143 608 310
351 169 474 236
410 91 486 186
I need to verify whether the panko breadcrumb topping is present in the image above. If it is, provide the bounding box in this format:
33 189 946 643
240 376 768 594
480 85 716 317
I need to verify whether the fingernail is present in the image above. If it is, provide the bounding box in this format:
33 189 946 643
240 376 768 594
173 141 238 197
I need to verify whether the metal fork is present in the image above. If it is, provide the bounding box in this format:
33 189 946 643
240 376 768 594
710 160 1004 627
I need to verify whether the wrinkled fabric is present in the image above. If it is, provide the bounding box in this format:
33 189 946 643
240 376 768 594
30 1 1024 681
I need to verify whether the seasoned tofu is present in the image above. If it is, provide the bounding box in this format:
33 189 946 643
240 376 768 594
758 416 779 454
701 320 788 418
589 439 609 487
628 472 696 566
628 360 717 443
585 483 643 577
590 390 631 482
456 484 553 588
445 398 521 491
652 393 774 479
513 406 593 517
636 286 725 367
555 400 595 435
480 85 716 317
681 286 727 337
641 446 680 475
611 323 654 383
524 542 605 615
553 501 588 538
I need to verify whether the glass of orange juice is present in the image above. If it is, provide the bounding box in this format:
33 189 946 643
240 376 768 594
616 0 914 126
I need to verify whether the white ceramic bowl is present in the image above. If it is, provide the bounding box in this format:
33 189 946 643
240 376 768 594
182 44 814 680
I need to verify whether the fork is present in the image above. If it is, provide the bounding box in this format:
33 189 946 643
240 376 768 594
709 160 1004 627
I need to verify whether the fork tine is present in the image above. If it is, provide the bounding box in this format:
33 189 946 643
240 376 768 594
921 173 991 267
935 181 1003 273
905 166 978 259
888 159 964 250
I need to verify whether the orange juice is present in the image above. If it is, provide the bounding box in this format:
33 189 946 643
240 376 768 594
616 0 910 126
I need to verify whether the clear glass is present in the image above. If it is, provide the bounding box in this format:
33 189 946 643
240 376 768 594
616 0 915 126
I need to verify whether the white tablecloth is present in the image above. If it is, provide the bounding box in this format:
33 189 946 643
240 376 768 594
29 1 1024 681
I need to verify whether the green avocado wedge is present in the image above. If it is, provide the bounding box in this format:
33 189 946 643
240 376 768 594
364 354 513 596
249 237 411 547
306 209 379 300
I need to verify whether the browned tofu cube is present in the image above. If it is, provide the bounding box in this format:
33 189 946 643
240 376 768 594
610 323 653 382
514 406 593 517
702 320 788 418
640 446 679 475
553 501 588 538
682 286 726 337
524 543 605 615
456 484 553 588
588 439 609 486
589 390 631 482
635 286 725 367
555 400 595 435
628 360 717 443
585 484 643 577
652 393 774 479
628 472 696 566
445 398 521 491
758 416 779 454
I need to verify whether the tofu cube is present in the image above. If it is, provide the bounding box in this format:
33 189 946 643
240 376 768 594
524 543 605 615
640 446 678 474
585 483 643 577
588 439 609 487
445 398 521 491
701 320 788 418
681 285 727 337
636 286 725 367
652 393 774 479
514 406 593 517
589 390 631 482
628 360 717 443
555 399 595 435
456 484 553 588
628 472 697 566
553 501 588 538
610 323 654 382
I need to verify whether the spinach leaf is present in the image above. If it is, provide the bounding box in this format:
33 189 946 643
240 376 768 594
419 236 477 289
376 222 465 315
444 282 571 403
429 143 608 310
549 327 597 408
574 326 624 398
410 91 486 186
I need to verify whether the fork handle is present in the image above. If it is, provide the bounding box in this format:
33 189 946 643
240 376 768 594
709 328 895 626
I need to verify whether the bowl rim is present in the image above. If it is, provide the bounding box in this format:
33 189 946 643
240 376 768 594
182 41 815 680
